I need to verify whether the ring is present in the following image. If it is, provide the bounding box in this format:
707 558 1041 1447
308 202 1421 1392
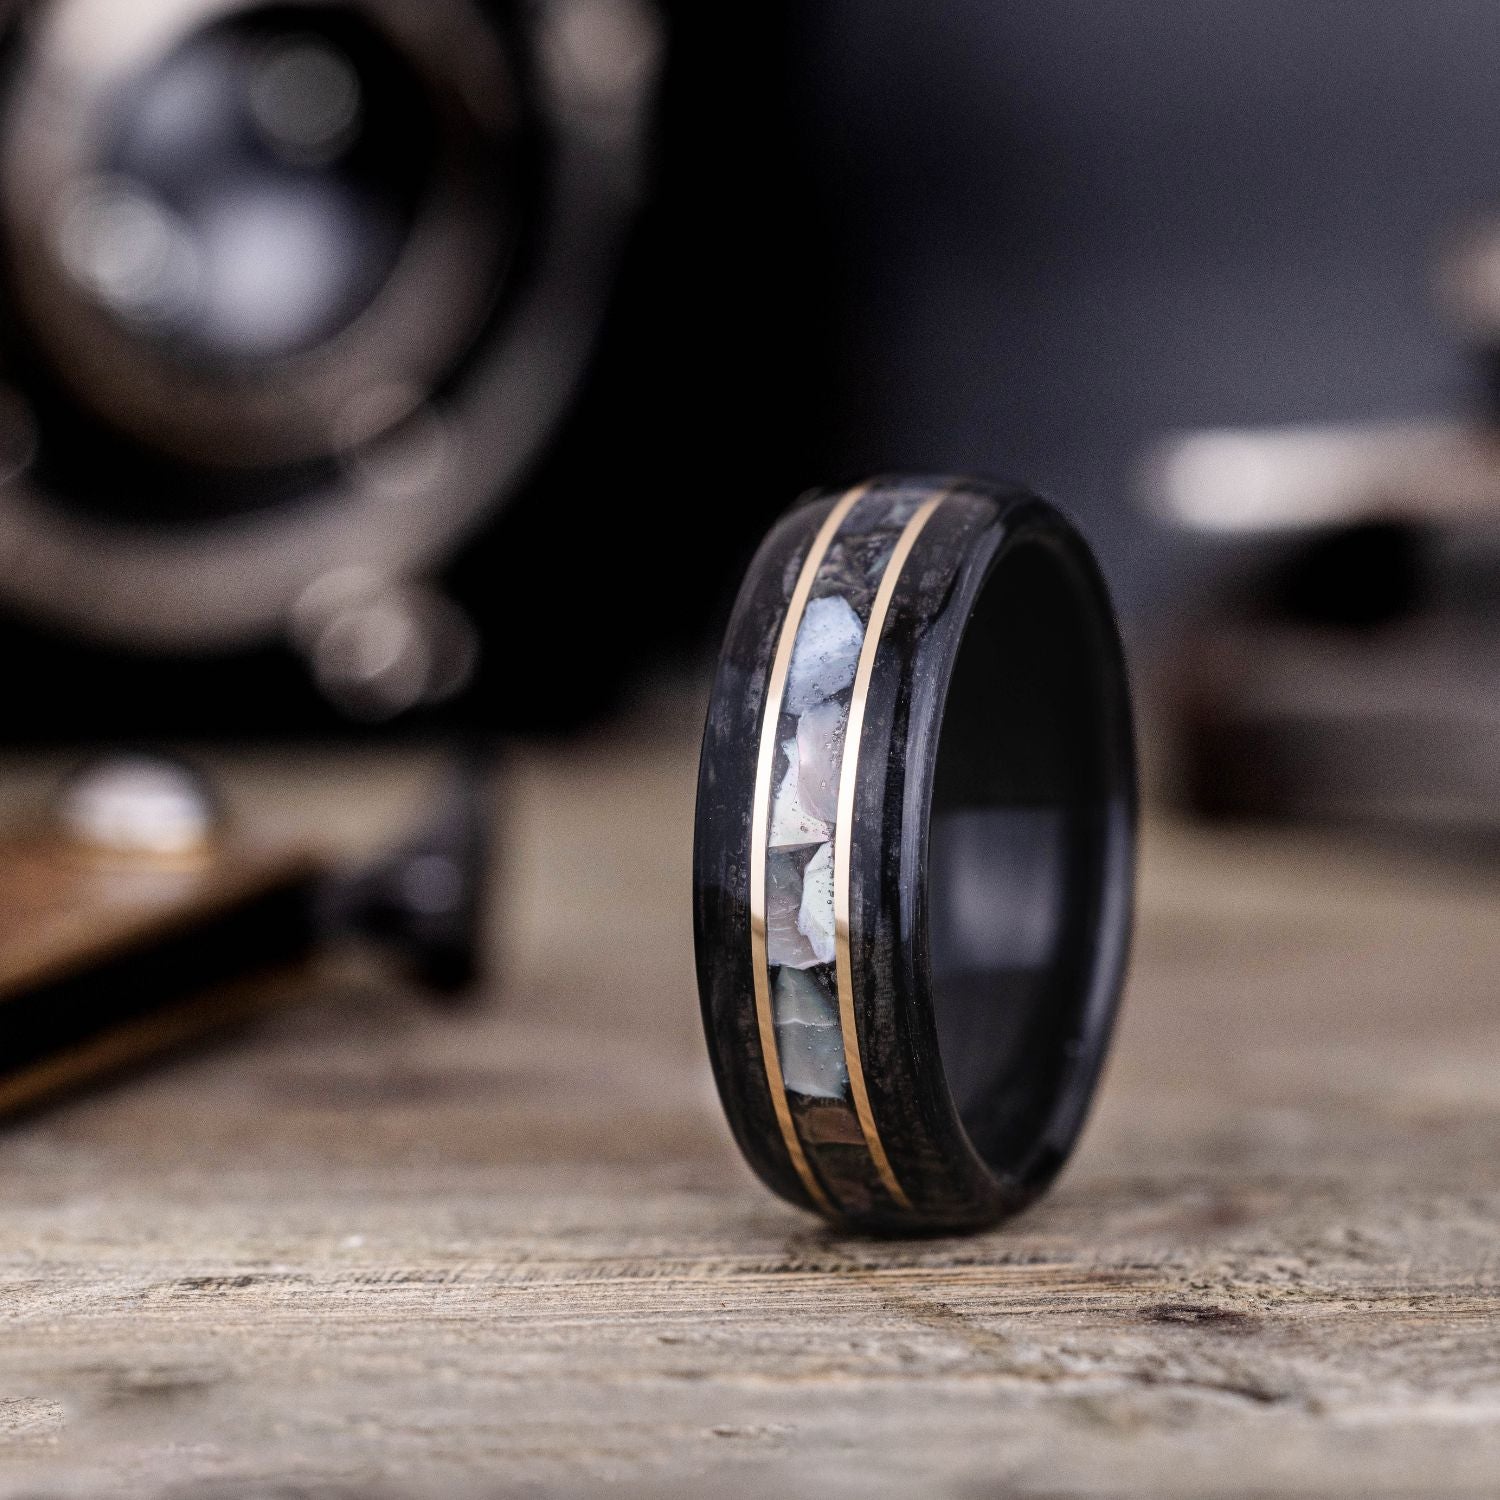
694 476 1136 1232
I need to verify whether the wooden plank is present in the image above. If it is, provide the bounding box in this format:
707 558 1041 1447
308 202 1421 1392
0 839 314 996
0 727 1494 1497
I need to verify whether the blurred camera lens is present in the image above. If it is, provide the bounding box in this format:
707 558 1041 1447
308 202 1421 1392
2 0 522 475
0 0 658 654
63 13 436 365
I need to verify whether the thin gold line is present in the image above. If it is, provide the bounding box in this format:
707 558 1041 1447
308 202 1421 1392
834 490 950 1211
749 484 868 1215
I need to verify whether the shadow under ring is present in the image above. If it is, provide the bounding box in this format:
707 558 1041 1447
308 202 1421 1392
694 475 1137 1233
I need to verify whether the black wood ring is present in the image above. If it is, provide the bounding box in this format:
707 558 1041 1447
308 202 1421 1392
694 476 1137 1233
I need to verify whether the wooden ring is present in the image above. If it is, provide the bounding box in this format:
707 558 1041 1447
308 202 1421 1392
694 476 1137 1232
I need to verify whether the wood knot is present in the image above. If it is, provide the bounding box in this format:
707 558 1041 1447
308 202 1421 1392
1143 1300 1259 1333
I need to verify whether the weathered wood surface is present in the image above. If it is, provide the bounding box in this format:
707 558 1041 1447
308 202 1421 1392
0 722 1496 1498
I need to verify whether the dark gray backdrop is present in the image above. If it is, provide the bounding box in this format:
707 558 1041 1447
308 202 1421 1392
794 0 1500 615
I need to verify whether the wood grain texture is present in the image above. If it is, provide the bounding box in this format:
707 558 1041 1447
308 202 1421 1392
0 717 1496 1498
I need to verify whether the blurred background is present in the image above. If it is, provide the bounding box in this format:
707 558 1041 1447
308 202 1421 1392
3 0 1500 837
0 14 1495 1484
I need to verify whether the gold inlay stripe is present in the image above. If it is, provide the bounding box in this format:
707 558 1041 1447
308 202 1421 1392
749 484 868 1215
833 491 949 1211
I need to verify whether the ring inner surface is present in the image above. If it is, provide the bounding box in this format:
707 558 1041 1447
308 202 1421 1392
927 537 1114 1177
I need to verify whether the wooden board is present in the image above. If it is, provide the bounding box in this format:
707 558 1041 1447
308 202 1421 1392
0 840 303 999
0 723 1495 1498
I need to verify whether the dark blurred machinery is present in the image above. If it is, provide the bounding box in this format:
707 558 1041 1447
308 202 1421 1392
17 2 1500 746
1150 224 1500 838
0 750 488 1112
0 0 831 736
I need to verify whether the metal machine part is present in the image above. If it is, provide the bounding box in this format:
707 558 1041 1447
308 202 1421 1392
1150 214 1500 539
56 753 225 858
1151 422 1500 538
1146 221 1500 833
290 568 481 720
0 0 659 658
